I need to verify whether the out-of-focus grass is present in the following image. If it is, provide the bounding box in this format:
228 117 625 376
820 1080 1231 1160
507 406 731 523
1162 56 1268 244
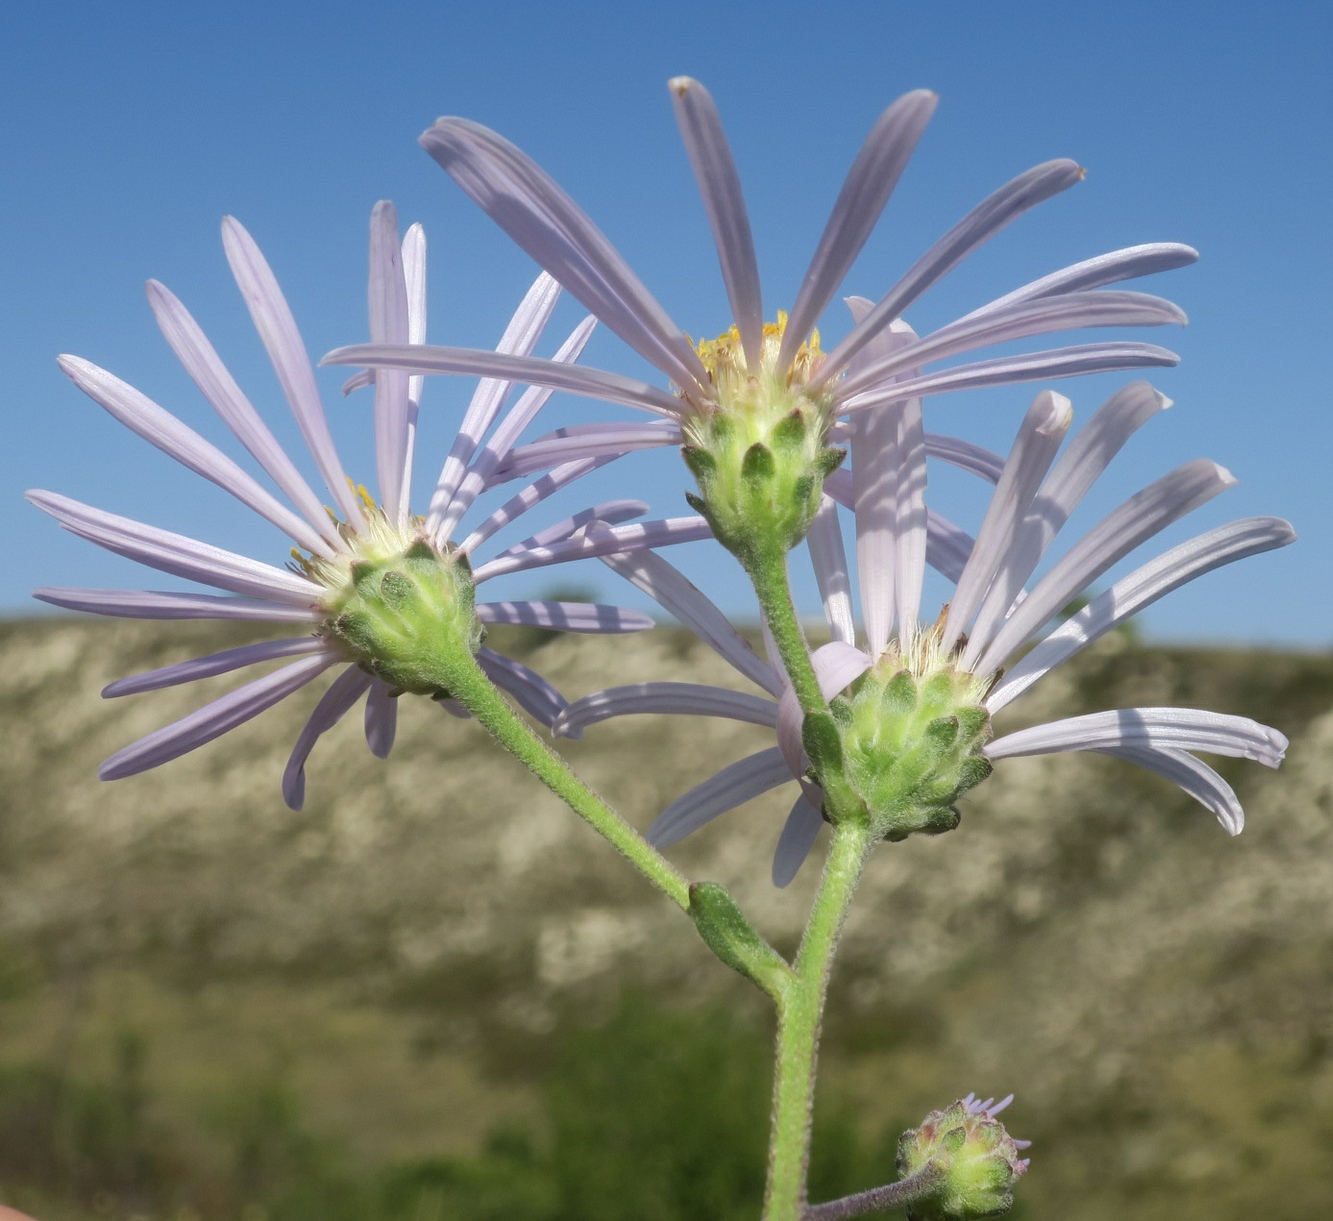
0 617 1331 1219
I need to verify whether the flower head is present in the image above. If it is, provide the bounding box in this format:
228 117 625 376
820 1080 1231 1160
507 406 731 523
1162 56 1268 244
29 204 708 808
552 377 1292 884
326 77 1193 559
897 1093 1030 1220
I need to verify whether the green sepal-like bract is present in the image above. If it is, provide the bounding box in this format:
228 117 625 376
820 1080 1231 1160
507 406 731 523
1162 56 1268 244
689 882 793 999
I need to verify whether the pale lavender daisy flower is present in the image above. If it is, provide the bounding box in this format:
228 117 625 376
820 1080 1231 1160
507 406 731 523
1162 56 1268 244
29 203 707 808
552 370 1292 885
325 77 1193 492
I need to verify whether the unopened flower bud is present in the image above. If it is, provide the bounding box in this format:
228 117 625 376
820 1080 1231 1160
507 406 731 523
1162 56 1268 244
896 1094 1029 1220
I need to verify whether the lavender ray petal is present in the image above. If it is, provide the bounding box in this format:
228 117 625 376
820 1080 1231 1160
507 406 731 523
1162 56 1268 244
815 159 1086 386
957 243 1199 321
772 796 825 888
368 201 413 523
34 587 319 623
436 314 598 539
925 511 976 584
968 382 1170 659
776 642 873 779
58 355 333 559
27 491 323 606
552 683 780 739
779 90 938 369
669 77 764 365
103 636 327 697
323 342 683 417
145 280 339 549
924 434 1004 483
835 290 1185 402
838 343 1180 415
491 499 650 559
476 601 655 634
647 747 794 849
282 666 372 810
945 391 1073 655
402 221 428 482
987 517 1296 713
1095 744 1245 834
459 456 616 555
593 541 782 695
974 458 1236 677
485 422 681 484
471 516 713 582
985 707 1287 769
419 118 709 394
364 679 398 760
478 648 568 727
426 272 562 531
221 217 365 529
805 496 856 645
101 652 337 782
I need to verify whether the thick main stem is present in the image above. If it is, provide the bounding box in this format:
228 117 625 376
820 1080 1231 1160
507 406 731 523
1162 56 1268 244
444 649 691 910
765 821 871 1221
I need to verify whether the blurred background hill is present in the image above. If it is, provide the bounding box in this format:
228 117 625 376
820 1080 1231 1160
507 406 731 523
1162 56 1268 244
0 616 1330 1220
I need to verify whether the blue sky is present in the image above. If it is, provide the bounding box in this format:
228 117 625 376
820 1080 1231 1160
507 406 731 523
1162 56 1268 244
4 1 1330 645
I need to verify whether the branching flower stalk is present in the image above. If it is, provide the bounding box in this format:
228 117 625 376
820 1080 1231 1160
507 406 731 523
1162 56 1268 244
32 74 1297 1221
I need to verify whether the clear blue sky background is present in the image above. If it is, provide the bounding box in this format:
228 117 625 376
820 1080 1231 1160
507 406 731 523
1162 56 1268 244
4 1 1330 646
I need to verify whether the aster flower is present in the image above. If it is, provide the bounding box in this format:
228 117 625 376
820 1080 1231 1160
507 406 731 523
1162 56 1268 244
551 375 1292 885
325 76 1193 560
29 203 709 808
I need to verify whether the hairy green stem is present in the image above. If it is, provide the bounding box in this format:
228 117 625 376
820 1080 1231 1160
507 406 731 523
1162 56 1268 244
443 648 691 910
765 821 872 1221
746 544 826 717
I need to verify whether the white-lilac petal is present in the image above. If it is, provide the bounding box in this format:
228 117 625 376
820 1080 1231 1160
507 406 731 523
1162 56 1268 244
985 707 1287 768
806 497 856 645
57 355 333 559
368 201 414 524
145 280 339 549
35 587 319 623
946 391 1072 654
221 217 366 530
402 221 428 472
486 421 682 483
835 290 1185 402
103 636 326 697
475 601 654 633
974 458 1236 677
364 680 398 760
419 117 709 394
478 648 568 727
101 652 336 782
987 517 1296 713
779 90 938 370
776 642 873 777
425 272 562 530
553 683 779 739
471 516 713 582
839 342 1180 415
647 747 793 848
966 382 1168 658
435 314 598 539
772 796 825 888
817 159 1086 386
1096 744 1245 834
923 433 1004 483
283 666 373 810
491 499 650 559
323 341 684 417
28 492 323 606
669 77 764 366
593 541 782 695
959 243 1199 321
459 456 617 555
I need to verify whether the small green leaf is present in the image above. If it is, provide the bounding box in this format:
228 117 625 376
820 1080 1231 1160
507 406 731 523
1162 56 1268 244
689 882 791 997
